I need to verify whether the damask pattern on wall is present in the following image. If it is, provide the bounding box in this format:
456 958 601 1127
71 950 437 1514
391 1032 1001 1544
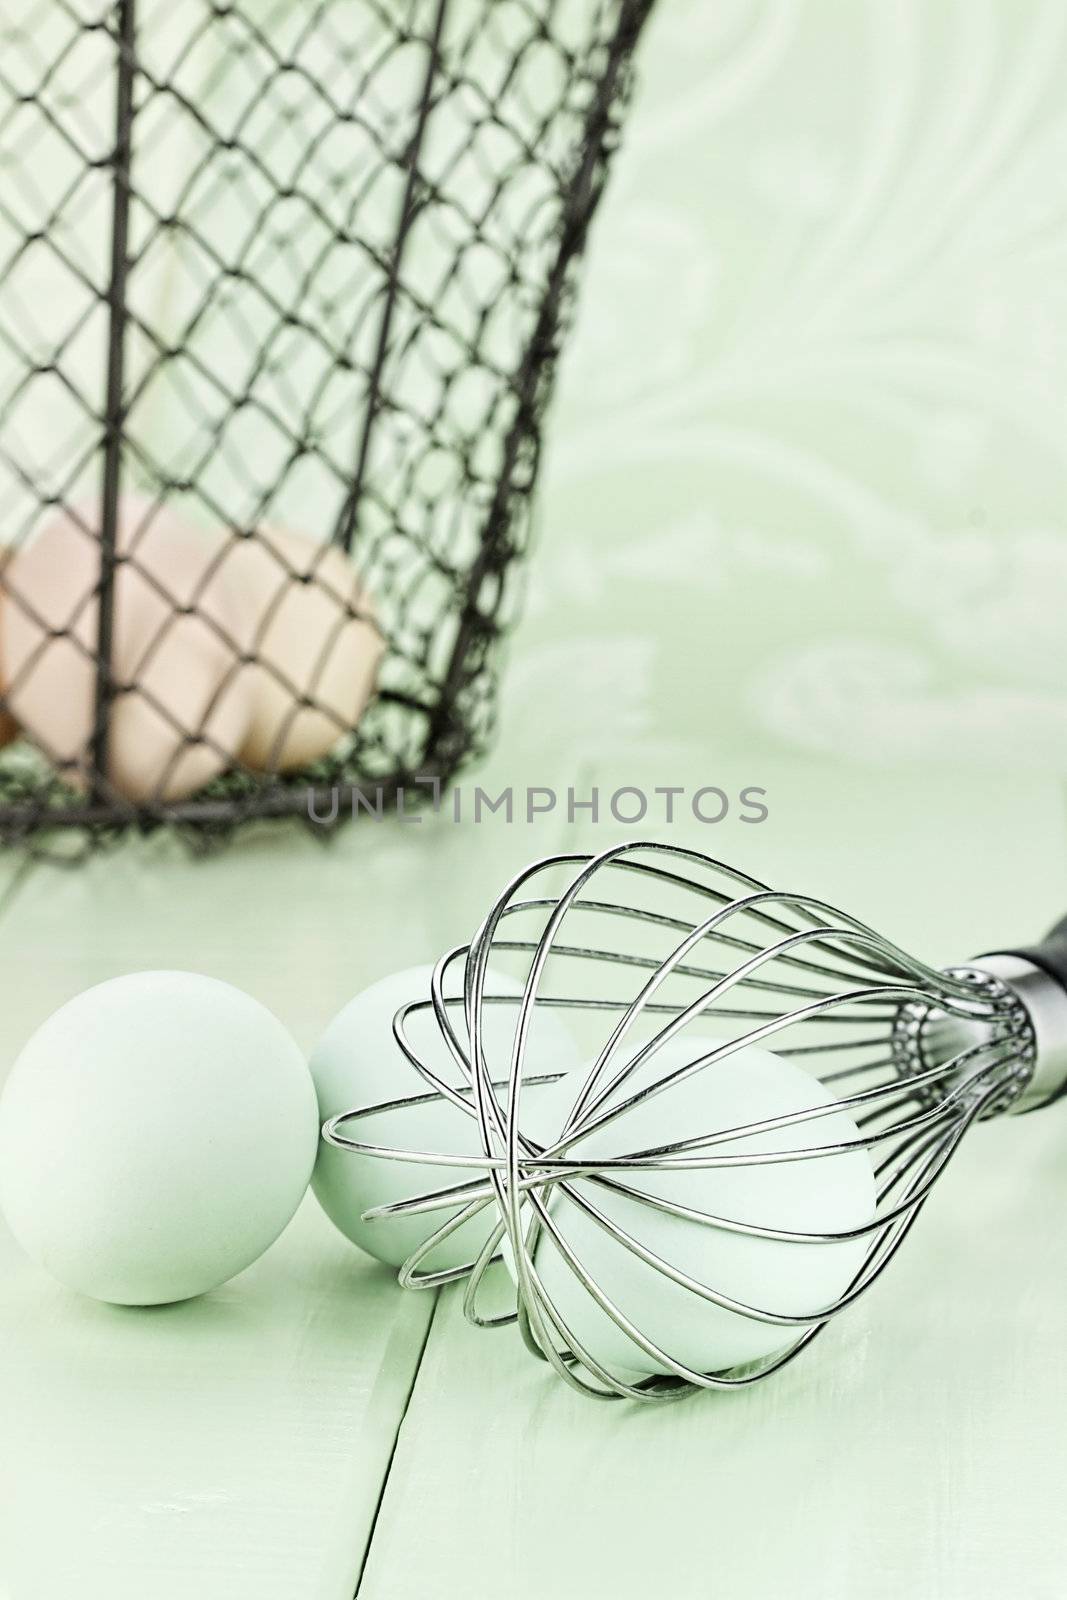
520 0 1067 772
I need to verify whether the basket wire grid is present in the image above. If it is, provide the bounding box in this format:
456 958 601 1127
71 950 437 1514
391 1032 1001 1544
0 0 653 850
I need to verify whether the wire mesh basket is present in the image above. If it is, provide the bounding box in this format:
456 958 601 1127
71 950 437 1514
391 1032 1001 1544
0 0 653 851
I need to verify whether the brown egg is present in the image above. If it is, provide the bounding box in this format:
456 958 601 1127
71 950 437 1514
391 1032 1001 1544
212 526 384 771
0 500 253 802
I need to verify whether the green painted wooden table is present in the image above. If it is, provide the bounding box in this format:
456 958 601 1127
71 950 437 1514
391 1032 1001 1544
1 752 1066 1599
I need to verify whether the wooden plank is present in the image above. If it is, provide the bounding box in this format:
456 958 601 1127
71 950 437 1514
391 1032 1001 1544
357 756 1067 1600
0 784 573 1600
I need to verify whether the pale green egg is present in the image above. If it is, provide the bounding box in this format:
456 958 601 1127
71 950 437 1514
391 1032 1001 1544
311 964 581 1274
509 1035 878 1380
0 971 318 1305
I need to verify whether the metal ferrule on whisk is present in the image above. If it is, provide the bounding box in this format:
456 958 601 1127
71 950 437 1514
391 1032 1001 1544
970 953 1067 1113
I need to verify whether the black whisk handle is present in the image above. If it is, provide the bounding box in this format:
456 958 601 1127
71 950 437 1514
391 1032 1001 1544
1002 913 1067 1000
989 914 1067 1108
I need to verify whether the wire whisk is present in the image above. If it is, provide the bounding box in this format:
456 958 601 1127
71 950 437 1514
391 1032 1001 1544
325 841 1067 1402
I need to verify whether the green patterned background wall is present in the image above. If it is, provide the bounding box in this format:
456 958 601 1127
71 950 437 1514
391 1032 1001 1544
518 0 1067 775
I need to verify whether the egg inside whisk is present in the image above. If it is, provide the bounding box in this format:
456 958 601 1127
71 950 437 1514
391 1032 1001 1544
501 1032 877 1382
